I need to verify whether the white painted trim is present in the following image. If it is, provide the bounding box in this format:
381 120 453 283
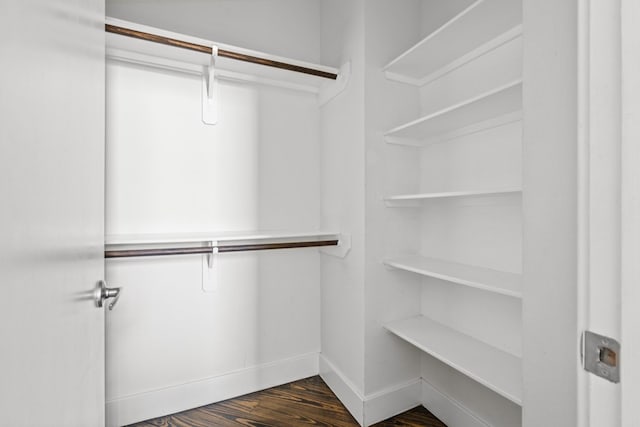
421 379 490 427
319 355 426 427
577 0 624 425
106 352 319 427
576 0 591 425
319 355 365 425
620 1 640 425
363 379 422 426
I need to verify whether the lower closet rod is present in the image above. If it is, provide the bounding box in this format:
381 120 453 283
105 240 339 259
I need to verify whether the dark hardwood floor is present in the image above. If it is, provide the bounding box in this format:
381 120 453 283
128 376 447 427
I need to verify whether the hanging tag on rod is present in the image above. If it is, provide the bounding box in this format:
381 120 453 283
202 45 218 125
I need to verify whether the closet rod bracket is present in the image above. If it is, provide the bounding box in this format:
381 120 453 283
202 241 218 292
320 233 351 258
207 242 218 268
202 46 219 125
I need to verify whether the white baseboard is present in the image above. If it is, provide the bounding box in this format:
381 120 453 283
421 379 491 427
364 378 422 426
319 354 423 427
106 352 319 427
319 355 365 425
106 353 491 427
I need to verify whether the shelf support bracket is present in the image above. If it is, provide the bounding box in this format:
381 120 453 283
202 45 219 125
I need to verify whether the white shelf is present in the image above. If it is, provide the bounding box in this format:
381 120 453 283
385 315 522 405
386 111 522 148
384 80 522 145
105 17 340 94
384 187 521 204
105 230 340 246
383 0 522 84
384 256 522 298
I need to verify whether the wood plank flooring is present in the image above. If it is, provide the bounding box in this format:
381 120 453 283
128 376 447 427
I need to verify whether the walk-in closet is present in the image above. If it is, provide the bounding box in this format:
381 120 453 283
102 1 522 424
2 0 634 426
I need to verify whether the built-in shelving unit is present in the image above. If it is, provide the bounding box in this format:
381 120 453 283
384 316 522 405
384 256 522 298
384 80 522 146
381 0 524 417
383 0 522 85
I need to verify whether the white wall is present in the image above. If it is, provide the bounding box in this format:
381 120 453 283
318 0 367 419
363 0 423 399
319 3 429 424
522 1 578 426
420 0 475 37
104 2 325 425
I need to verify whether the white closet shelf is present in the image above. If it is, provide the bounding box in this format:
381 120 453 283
383 0 522 84
105 17 341 94
384 80 522 145
385 315 522 405
384 255 522 298
386 111 522 148
384 187 522 204
105 230 340 246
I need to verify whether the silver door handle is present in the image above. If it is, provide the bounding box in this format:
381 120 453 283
95 280 122 310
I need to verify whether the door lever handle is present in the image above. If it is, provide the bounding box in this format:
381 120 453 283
95 280 122 310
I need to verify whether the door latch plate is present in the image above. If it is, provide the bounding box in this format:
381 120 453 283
582 330 620 383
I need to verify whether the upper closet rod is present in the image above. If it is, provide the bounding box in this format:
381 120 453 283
105 24 338 80
105 239 339 259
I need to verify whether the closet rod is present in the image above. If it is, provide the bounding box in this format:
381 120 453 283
105 24 339 80
105 246 212 258
105 239 339 259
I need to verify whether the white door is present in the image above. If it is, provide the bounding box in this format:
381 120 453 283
0 0 106 426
